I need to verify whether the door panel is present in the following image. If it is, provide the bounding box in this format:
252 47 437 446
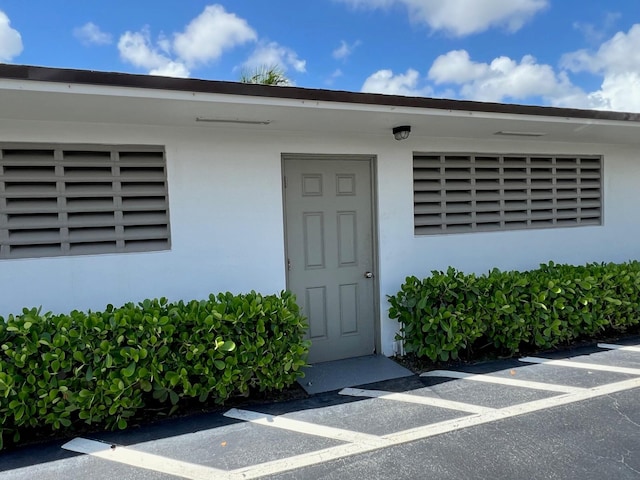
284 158 375 363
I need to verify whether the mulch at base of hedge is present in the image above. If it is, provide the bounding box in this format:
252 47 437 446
4 381 309 452
394 331 640 375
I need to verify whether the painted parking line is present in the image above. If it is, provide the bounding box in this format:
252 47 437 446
421 370 586 394
598 343 640 353
61 360 640 480
231 375 640 479
231 442 379 479
224 408 391 447
62 437 231 480
339 387 496 414
520 356 640 375
383 376 640 444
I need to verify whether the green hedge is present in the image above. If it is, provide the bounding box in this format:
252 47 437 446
389 261 640 362
0 291 309 450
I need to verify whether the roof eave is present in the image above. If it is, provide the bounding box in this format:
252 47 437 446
2 63 639 123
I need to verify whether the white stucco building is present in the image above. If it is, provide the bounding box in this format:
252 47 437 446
1 64 639 362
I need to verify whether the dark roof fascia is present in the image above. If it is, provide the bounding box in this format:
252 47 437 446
2 63 640 123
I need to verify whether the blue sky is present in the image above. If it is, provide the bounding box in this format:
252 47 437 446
1 1 639 111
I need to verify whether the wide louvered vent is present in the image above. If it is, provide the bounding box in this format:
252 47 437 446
0 145 170 259
413 153 602 235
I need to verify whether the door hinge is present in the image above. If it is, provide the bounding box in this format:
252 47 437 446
283 176 287 188
287 258 291 271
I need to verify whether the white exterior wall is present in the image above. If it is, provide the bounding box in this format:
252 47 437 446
2 118 639 356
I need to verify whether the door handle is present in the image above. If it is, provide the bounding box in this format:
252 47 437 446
364 271 374 278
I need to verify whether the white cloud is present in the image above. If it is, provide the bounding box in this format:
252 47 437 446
173 4 256 66
560 24 640 111
118 4 258 78
333 40 361 60
149 61 191 78
118 29 189 78
74 22 113 46
0 10 23 61
428 50 577 104
336 0 547 36
573 12 621 44
428 50 488 84
117 5 303 80
582 72 640 111
326 68 344 85
562 24 640 75
359 23 640 113
157 33 172 55
424 25 640 112
361 68 432 96
244 41 306 73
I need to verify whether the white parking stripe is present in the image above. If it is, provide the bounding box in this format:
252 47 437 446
598 343 640 353
339 387 495 414
224 408 391 447
61 438 231 480
231 376 640 479
422 370 586 393
384 376 640 445
520 356 640 375
384 378 640 443
61 357 640 480
231 443 379 479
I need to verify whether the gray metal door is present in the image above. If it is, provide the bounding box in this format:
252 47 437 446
284 157 376 363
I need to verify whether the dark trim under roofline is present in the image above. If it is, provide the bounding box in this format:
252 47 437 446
2 63 640 123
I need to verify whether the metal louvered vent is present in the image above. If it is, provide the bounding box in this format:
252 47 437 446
0 145 170 259
413 153 602 235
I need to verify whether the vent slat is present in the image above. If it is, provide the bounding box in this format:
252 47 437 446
6 214 60 229
414 153 601 235
1 144 170 259
7 229 62 244
7 244 63 258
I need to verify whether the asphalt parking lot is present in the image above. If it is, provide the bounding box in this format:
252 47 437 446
1 340 639 479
